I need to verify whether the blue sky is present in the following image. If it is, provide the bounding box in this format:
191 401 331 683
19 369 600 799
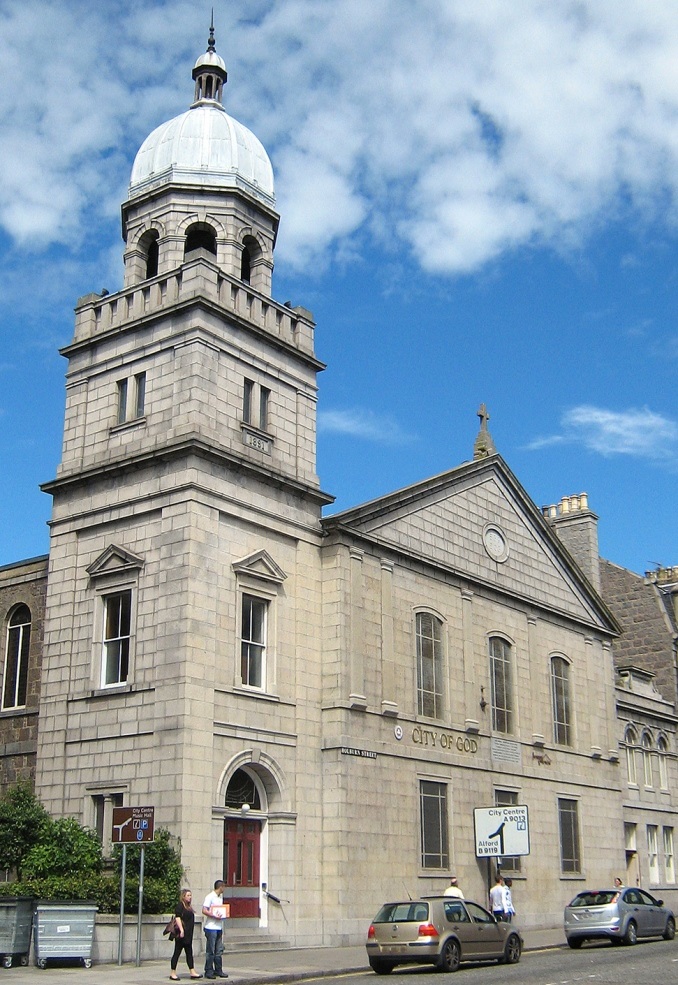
1 0 678 574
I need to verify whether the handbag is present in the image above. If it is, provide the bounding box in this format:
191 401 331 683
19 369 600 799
163 916 180 940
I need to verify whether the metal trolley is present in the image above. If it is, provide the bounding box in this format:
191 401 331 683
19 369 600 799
0 896 34 968
33 901 98 969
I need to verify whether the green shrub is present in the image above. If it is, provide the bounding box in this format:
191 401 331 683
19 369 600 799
22 817 103 878
0 783 50 879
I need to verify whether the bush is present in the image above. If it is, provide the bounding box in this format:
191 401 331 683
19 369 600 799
113 828 183 887
22 817 103 878
0 783 50 879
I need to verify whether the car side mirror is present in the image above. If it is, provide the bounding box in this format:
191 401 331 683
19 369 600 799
656 899 664 906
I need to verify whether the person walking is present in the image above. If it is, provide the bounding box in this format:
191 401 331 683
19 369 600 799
202 880 229 980
443 876 464 898
169 888 202 981
503 878 515 922
489 874 507 920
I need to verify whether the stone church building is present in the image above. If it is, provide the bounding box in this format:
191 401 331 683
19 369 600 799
0 30 677 945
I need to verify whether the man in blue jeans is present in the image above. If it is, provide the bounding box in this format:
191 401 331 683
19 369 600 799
202 879 228 979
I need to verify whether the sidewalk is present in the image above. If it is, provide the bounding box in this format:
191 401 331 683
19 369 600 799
0 927 565 984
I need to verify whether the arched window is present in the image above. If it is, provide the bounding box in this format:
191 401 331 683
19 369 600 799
2 604 31 709
225 768 261 810
184 223 217 257
138 229 159 280
625 726 638 785
240 245 251 283
489 636 513 734
550 655 572 746
642 732 654 788
658 735 669 790
416 611 443 719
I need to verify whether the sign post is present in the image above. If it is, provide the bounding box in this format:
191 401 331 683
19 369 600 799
112 807 155 966
473 805 530 900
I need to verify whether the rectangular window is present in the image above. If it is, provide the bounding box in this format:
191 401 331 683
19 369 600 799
416 612 443 718
2 606 31 709
134 372 146 418
550 656 571 745
490 637 513 733
648 825 659 882
558 798 581 873
259 387 270 432
664 827 675 883
495 790 521 872
243 379 254 425
102 591 131 687
116 379 128 425
241 595 267 689
420 780 449 869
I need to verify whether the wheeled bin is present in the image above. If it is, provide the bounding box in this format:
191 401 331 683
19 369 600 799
33 901 98 969
0 896 34 967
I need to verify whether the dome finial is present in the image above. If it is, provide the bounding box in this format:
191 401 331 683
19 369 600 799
192 17 227 106
473 403 497 460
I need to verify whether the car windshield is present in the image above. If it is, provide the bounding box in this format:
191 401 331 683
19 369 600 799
569 891 618 907
373 902 429 923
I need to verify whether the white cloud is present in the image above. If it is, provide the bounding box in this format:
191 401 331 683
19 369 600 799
5 1 678 277
527 405 678 461
318 408 414 444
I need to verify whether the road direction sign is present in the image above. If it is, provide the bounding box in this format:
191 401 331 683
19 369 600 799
473 805 529 858
112 806 155 843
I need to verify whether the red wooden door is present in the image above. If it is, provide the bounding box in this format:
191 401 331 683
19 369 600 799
223 819 261 918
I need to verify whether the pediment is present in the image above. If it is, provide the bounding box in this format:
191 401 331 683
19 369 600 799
87 544 145 580
232 550 287 585
323 456 618 635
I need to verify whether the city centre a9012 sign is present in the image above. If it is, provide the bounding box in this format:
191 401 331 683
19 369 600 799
112 806 155 843
473 806 529 858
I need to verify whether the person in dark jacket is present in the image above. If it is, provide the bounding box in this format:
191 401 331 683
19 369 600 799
170 888 202 980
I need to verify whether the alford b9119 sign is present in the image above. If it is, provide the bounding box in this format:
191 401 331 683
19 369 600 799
473 805 530 858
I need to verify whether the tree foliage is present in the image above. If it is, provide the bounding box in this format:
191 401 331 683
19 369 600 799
22 816 103 878
0 782 50 879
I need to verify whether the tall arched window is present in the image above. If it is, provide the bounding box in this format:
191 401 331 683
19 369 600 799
625 726 638 785
642 732 654 788
489 636 513 734
2 604 31 709
240 245 251 283
658 735 669 790
550 655 572 746
416 612 443 719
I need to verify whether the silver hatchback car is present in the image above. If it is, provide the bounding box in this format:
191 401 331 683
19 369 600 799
366 896 522 973
564 887 675 947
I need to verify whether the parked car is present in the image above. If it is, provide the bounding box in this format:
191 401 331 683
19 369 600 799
365 896 522 973
564 887 675 947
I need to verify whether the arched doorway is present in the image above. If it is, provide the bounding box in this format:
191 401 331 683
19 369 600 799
223 767 264 919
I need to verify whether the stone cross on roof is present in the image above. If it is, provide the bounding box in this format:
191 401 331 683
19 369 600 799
473 403 497 460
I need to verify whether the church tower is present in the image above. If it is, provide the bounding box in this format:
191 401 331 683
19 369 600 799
36 26 332 915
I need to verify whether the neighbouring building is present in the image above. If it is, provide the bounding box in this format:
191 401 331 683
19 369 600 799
0 29 677 944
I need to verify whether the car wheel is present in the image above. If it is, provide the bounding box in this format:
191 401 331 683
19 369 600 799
623 920 638 946
663 916 675 941
567 938 583 949
436 938 461 973
369 959 395 975
500 934 521 964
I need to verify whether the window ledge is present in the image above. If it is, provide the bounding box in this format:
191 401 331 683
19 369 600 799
110 416 147 435
232 686 280 703
0 706 38 719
